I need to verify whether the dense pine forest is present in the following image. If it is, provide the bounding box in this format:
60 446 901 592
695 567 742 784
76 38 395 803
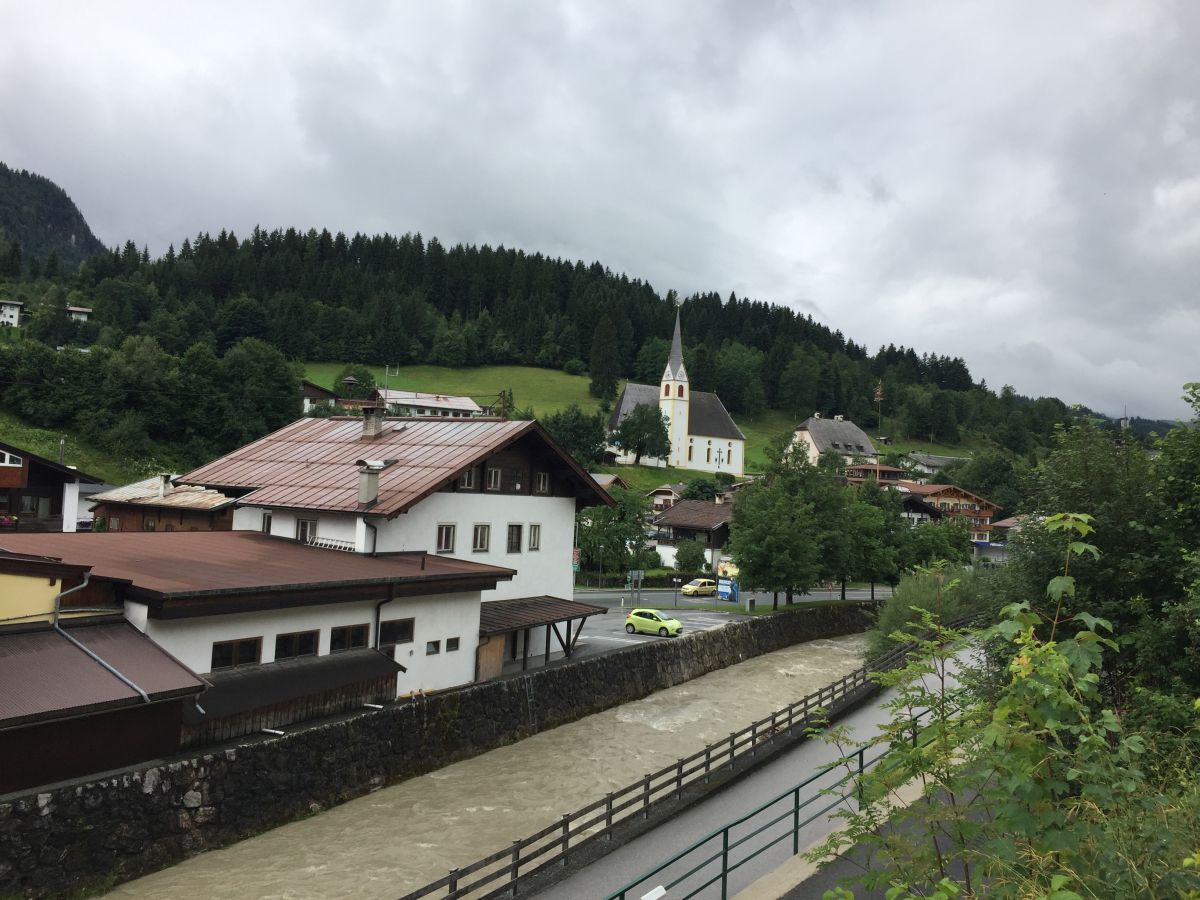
0 164 1173 477
1 225 1135 457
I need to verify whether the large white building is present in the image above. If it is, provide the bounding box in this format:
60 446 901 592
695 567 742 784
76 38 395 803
609 313 746 476
177 411 612 686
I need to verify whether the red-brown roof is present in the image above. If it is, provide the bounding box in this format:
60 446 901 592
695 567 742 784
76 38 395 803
654 499 734 531
897 481 996 509
478 596 608 635
177 416 611 516
0 532 514 600
0 620 205 727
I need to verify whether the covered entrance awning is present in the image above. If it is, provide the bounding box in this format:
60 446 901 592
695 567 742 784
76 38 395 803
479 596 607 674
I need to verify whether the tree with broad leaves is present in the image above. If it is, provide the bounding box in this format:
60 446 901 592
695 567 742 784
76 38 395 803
612 403 670 465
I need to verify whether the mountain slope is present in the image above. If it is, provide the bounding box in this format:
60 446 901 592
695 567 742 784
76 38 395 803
0 162 106 271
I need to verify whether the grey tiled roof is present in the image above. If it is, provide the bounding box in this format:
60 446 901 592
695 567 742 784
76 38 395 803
796 417 876 457
609 383 744 441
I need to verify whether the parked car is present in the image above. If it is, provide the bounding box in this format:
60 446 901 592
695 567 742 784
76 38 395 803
625 608 683 637
680 578 717 597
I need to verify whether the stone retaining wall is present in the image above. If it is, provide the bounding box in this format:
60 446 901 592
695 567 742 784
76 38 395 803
0 602 871 898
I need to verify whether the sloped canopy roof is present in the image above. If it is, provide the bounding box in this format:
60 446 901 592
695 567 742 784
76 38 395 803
478 596 607 636
178 416 611 517
0 620 205 728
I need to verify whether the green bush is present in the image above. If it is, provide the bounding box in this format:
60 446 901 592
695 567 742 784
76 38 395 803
867 565 998 658
674 539 708 575
562 358 586 376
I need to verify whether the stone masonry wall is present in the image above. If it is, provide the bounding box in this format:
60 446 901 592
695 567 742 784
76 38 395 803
0 602 870 898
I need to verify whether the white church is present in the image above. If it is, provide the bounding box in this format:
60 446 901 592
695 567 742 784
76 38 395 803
607 312 746 476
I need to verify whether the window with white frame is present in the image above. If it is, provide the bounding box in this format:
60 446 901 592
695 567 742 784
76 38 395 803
534 471 550 494
0 451 21 467
459 467 477 489
436 523 456 553
528 523 541 551
472 523 490 552
296 518 318 543
487 467 502 491
261 511 272 533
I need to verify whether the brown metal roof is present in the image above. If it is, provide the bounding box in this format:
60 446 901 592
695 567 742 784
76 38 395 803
654 499 734 531
478 596 607 635
0 620 206 728
177 416 612 516
0 532 514 600
897 482 996 509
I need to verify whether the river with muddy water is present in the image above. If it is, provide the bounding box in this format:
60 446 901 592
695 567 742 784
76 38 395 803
106 633 867 899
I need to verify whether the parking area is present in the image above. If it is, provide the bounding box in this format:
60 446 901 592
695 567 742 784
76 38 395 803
567 595 753 661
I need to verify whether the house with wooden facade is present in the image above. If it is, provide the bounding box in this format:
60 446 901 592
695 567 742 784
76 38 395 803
651 498 734 570
894 481 997 544
88 474 236 532
0 440 102 532
175 408 613 678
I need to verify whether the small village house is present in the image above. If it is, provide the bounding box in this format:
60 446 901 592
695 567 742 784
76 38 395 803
791 414 877 466
88 474 236 532
371 388 482 418
651 498 733 570
300 378 339 412
0 440 102 532
0 298 22 327
895 481 997 544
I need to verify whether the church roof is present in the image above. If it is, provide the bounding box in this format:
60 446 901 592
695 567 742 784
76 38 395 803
667 310 685 379
609 383 745 441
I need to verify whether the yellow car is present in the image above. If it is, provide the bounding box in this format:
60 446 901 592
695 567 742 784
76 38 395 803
680 578 717 597
625 608 683 637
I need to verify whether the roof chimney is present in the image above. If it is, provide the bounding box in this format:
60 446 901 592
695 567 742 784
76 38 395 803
355 459 396 508
813 412 821 419
834 414 844 421
158 474 171 498
361 405 385 439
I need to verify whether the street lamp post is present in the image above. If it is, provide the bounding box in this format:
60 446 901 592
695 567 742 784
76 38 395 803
673 577 681 608
598 543 604 590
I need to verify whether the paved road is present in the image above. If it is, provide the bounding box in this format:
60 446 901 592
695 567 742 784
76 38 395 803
535 685 901 900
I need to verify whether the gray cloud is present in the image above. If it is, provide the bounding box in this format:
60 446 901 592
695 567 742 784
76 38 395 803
1 0 1197 418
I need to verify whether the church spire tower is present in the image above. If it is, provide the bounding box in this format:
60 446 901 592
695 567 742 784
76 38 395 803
660 308 690 467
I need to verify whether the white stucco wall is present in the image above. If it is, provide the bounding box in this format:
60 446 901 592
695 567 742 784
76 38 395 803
370 491 577 602
127 592 481 693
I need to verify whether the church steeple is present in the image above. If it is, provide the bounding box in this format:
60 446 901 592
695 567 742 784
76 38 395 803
663 308 688 383
660 308 689 468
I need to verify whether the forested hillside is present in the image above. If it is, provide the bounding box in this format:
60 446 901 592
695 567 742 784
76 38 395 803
0 162 105 273
0 223 1127 467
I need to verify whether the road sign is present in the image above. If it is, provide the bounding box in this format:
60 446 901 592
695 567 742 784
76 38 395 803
572 547 580 573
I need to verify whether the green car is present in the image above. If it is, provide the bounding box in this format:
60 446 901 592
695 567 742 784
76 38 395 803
625 608 683 637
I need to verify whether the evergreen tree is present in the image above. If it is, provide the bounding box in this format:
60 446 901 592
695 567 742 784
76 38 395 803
588 315 620 399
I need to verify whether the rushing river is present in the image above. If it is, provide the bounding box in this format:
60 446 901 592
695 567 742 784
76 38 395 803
107 633 867 900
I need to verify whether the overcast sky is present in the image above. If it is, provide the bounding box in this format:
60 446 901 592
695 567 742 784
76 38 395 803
2 2 1197 419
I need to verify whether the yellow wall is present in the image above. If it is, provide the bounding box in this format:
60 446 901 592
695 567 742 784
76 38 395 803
0 571 65 625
